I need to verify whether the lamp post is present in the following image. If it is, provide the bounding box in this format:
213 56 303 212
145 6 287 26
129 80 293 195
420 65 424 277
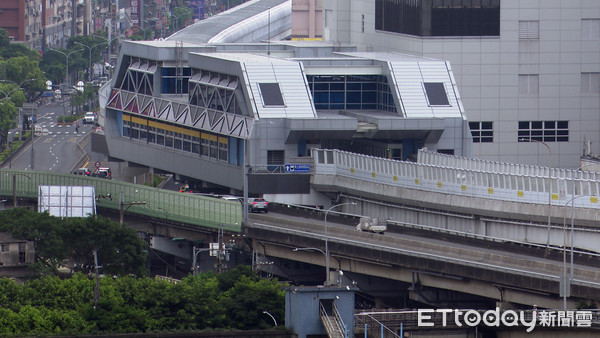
192 246 211 276
262 310 277 327
10 173 31 208
293 247 327 282
324 202 356 286
171 11 192 34
519 138 552 249
92 35 124 75
49 48 83 116
48 48 83 89
74 41 109 82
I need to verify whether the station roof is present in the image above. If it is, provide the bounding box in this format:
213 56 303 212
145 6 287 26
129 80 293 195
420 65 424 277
167 0 289 44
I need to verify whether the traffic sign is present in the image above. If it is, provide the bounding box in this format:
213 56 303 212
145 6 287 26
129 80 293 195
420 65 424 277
284 164 310 173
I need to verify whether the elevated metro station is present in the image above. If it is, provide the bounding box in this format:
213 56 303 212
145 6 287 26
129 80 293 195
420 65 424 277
96 0 471 206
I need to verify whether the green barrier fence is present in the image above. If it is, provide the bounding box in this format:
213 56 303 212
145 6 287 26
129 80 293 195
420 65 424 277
0 170 242 232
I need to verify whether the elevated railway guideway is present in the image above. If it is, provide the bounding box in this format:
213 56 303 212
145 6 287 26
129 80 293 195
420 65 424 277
309 149 600 253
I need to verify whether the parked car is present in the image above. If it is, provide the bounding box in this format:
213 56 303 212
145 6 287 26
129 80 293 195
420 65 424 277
248 198 269 213
91 167 111 179
83 112 96 124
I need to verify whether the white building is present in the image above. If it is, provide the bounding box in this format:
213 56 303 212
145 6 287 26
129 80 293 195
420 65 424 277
323 0 600 168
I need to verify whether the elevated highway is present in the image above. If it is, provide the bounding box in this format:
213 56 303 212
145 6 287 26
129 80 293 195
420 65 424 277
246 209 600 309
3 145 600 309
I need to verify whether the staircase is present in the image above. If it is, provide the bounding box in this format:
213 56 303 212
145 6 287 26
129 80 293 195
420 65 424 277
319 299 346 338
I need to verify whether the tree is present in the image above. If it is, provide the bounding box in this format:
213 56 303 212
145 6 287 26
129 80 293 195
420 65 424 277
0 209 148 277
0 99 18 148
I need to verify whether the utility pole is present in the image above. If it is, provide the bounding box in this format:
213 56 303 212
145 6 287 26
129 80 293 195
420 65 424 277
93 250 101 308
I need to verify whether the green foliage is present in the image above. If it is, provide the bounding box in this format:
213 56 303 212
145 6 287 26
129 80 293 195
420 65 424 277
0 208 148 277
145 174 164 187
0 266 286 335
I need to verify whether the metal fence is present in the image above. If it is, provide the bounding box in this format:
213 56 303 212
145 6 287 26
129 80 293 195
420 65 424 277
313 149 600 209
0 169 242 232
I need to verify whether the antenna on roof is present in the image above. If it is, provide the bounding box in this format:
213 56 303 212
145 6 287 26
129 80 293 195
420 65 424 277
267 6 271 56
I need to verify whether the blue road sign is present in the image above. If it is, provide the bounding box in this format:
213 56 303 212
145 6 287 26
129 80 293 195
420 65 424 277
284 164 311 173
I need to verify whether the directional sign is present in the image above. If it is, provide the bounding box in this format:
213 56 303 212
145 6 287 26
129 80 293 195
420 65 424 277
284 164 310 173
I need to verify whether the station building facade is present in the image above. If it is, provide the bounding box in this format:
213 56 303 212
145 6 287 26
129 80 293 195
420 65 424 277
100 39 471 201
322 0 600 168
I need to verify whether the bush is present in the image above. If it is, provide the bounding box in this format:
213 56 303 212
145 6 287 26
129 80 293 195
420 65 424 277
0 140 26 163
57 113 84 124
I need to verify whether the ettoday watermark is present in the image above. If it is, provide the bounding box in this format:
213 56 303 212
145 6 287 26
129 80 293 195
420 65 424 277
417 308 593 332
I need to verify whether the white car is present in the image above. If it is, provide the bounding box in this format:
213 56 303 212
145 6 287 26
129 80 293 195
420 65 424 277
83 112 96 124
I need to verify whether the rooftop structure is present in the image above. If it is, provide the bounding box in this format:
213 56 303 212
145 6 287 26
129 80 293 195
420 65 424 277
98 0 471 205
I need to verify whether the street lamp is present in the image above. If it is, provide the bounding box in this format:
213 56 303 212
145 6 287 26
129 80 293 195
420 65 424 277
262 310 277 326
74 41 109 82
48 48 83 88
324 202 356 286
519 138 552 249
192 246 212 276
92 35 125 75
171 11 192 34
293 247 327 282
10 173 31 208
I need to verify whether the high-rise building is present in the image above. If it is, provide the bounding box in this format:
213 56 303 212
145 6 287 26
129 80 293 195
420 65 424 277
323 0 600 168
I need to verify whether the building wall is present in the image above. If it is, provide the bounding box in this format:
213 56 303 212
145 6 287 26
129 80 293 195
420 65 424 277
324 0 600 169
0 0 26 41
291 0 322 39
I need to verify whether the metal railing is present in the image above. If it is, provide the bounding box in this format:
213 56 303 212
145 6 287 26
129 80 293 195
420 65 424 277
0 169 242 232
248 222 600 289
312 149 600 210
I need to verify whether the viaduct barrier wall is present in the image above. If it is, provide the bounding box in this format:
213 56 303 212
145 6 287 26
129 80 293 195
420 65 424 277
311 149 600 220
0 169 242 232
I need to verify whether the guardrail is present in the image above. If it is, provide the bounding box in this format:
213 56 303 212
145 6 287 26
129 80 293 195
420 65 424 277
0 169 242 232
248 222 600 289
418 148 600 181
313 149 600 210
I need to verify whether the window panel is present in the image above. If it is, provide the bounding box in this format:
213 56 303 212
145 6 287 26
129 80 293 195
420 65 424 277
423 82 450 106
259 83 285 106
518 120 569 142
470 121 493 143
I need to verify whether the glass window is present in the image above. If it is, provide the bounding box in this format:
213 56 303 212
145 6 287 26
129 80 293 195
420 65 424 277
424 83 450 106
469 121 493 143
376 0 500 37
165 136 173 148
259 83 285 106
518 120 569 143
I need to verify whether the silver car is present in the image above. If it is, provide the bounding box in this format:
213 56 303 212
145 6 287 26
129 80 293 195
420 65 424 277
248 198 269 213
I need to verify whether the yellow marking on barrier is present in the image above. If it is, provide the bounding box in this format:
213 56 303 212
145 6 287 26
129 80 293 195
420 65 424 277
371 172 376 178
552 193 559 200
437 181 442 188
488 188 494 194
461 185 467 191
393 176 398 181
350 168 355 174
415 178 420 184
591 196 598 204
517 191 524 197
